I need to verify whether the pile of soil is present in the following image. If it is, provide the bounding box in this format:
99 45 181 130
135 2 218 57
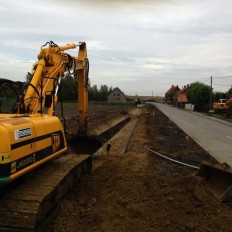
38 104 232 232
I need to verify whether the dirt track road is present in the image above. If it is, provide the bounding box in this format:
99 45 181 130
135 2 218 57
38 104 232 232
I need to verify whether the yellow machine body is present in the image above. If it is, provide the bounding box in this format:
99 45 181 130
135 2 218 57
213 97 232 113
0 114 67 184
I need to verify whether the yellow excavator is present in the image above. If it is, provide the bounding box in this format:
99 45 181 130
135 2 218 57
213 97 232 113
0 41 89 185
0 41 93 230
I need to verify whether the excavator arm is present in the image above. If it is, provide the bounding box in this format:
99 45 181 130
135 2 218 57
21 41 89 134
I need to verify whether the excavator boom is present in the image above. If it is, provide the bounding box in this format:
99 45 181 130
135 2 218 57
22 41 89 134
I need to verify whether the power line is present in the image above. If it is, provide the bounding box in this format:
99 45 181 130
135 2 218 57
214 74 232 79
213 83 231 86
202 77 211 83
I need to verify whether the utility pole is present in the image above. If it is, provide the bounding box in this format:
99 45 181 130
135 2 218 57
209 76 213 109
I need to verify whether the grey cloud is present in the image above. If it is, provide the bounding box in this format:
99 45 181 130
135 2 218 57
0 0 232 95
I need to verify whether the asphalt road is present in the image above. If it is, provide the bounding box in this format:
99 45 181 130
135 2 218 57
152 103 232 167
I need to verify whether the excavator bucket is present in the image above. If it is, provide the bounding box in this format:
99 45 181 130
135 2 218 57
196 161 232 202
145 147 232 203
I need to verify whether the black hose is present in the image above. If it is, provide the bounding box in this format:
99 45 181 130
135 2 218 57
58 83 66 131
41 41 58 49
66 54 76 75
85 58 89 87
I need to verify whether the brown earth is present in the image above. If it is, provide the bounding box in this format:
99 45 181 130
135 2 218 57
38 103 232 232
55 103 132 135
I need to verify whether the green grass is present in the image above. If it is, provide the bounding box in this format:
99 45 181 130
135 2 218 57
204 112 232 123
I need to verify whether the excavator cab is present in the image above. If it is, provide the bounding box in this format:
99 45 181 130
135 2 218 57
0 79 24 113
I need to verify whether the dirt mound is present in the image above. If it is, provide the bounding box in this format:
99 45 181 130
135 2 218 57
38 104 232 232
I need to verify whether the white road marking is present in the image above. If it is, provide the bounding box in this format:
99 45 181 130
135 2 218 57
226 136 232 140
198 122 204 126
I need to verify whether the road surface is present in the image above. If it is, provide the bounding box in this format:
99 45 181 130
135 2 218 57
152 103 232 167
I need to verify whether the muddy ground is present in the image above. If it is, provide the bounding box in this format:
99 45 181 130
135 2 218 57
55 103 132 135
38 103 232 232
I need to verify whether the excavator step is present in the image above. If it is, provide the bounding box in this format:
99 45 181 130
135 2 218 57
0 154 92 231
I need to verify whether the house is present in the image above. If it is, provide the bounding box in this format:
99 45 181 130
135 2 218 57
107 87 127 103
164 85 180 105
176 85 190 108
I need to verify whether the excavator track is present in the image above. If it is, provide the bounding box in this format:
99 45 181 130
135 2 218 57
0 153 92 231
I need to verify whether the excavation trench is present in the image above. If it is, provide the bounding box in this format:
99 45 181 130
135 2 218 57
67 116 131 155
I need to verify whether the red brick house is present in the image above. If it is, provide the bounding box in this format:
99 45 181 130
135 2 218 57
176 85 190 108
165 85 180 105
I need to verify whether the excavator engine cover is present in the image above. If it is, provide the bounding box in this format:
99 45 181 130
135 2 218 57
0 115 67 185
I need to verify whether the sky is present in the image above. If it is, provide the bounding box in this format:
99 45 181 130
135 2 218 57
0 0 232 96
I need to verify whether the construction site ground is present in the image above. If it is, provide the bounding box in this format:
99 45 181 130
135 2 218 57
38 103 232 232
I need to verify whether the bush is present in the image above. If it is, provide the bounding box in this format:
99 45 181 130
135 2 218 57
186 82 211 112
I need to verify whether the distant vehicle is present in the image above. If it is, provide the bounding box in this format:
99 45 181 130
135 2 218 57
213 98 232 113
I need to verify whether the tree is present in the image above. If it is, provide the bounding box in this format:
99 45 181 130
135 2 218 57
89 84 99 101
99 85 109 101
186 82 211 112
59 77 114 102
88 84 113 102
25 72 32 82
226 87 232 97
213 92 226 102
60 74 77 101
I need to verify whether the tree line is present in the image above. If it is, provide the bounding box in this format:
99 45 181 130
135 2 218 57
59 74 113 102
186 82 232 112
25 72 232 111
25 72 114 102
